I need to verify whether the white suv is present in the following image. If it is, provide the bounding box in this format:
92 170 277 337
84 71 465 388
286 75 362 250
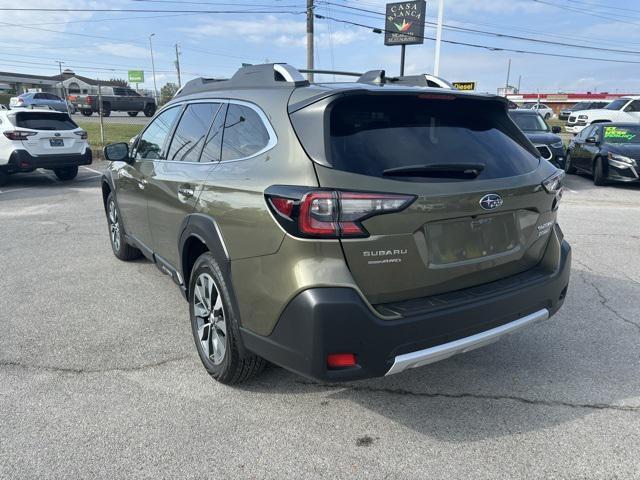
0 109 92 185
566 96 640 134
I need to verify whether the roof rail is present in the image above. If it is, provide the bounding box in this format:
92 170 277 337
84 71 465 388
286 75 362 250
172 63 454 99
174 63 309 98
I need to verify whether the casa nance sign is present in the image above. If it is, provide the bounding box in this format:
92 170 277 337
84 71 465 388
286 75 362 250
384 1 426 46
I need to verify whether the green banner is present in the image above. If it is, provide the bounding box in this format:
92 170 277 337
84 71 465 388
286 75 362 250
128 70 145 83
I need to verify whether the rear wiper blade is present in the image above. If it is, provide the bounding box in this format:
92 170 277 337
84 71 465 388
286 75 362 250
383 163 485 179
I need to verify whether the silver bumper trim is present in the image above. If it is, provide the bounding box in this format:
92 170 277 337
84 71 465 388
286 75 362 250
385 308 550 376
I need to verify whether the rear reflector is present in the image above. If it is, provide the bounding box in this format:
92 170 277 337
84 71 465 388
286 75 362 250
327 353 357 369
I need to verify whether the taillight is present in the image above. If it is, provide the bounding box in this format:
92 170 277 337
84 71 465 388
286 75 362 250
86 96 93 105
75 130 88 140
3 130 37 141
266 186 415 239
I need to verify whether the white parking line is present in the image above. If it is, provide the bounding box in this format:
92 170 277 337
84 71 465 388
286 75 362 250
82 166 103 175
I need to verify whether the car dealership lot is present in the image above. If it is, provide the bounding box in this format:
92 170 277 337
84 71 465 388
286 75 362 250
1 168 639 479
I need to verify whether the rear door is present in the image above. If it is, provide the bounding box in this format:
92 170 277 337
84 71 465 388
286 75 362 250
571 125 594 171
292 93 558 305
12 111 84 156
146 101 223 268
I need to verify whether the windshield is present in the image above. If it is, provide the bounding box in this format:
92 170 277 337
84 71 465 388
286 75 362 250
603 125 640 144
509 111 548 132
570 102 590 111
327 95 539 180
605 99 629 110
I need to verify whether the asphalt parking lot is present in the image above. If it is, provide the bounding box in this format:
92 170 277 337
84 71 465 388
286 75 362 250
1 166 639 479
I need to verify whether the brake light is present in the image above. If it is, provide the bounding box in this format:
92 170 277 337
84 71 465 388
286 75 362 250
266 187 415 239
3 130 37 141
74 130 88 140
87 96 93 105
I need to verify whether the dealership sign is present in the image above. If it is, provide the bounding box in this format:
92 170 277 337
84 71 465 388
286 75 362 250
452 81 476 91
384 1 426 46
128 70 145 83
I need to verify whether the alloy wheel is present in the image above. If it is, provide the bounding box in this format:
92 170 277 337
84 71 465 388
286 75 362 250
193 273 227 365
108 200 121 251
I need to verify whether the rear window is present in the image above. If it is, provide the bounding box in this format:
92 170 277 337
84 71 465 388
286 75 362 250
327 95 539 180
13 112 77 131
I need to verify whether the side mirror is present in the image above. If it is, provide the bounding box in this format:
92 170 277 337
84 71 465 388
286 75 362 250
104 142 131 162
585 136 598 144
551 126 562 134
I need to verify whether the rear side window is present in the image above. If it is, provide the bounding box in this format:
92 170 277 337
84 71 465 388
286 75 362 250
221 104 270 161
13 112 77 130
327 95 539 180
167 103 220 161
201 104 227 163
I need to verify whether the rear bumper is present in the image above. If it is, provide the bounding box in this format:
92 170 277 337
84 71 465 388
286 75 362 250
241 239 571 382
4 149 92 172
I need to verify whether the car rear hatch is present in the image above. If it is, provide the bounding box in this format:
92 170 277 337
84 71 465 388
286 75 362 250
9 111 85 155
289 91 562 305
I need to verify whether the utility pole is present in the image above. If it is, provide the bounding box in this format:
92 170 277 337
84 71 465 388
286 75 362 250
56 60 70 114
504 58 511 96
306 0 314 82
175 43 182 88
433 0 445 76
149 33 158 104
517 75 521 93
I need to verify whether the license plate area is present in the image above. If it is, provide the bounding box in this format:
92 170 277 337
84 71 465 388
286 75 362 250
49 138 64 147
427 212 520 265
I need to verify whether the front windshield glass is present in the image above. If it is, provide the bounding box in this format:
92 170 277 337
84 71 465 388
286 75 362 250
509 112 548 132
603 125 640 144
571 102 590 110
605 99 629 110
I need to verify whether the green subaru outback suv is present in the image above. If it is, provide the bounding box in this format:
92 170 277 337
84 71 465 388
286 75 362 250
101 64 571 384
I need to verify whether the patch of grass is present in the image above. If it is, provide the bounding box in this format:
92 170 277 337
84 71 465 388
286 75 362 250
76 121 144 148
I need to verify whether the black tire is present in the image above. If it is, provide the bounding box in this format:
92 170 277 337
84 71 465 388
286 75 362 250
189 252 266 384
593 157 607 186
143 104 156 117
127 111 139 117
100 103 111 117
81 109 92 117
0 170 8 187
564 151 577 174
106 192 142 261
54 166 78 181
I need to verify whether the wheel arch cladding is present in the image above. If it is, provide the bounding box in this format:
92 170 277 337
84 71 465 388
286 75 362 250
179 213 231 297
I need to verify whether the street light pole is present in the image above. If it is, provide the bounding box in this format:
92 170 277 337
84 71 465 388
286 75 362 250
148 33 158 104
433 0 445 76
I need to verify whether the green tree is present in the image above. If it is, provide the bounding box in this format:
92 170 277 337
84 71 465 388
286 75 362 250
109 78 130 88
160 82 179 104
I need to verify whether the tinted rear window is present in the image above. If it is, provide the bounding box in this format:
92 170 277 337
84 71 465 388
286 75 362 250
14 112 77 131
328 95 539 180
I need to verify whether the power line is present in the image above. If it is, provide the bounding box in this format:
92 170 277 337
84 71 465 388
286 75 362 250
531 0 640 26
318 1 640 56
0 7 305 13
314 13 640 65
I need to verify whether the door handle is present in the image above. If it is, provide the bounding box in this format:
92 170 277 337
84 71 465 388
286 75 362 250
178 185 195 199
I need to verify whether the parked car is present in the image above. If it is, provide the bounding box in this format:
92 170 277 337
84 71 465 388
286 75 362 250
9 92 69 112
565 122 640 185
101 63 571 384
0 109 91 185
566 97 640 134
523 103 554 119
75 87 156 117
509 109 566 169
559 101 609 121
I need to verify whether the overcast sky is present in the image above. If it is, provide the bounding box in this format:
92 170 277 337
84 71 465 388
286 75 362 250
1 0 639 94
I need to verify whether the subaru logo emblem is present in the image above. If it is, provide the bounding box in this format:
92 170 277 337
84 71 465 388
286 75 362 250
479 193 503 211
54 133 61 137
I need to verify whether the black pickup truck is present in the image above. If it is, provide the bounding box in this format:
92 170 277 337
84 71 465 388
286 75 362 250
74 87 156 117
